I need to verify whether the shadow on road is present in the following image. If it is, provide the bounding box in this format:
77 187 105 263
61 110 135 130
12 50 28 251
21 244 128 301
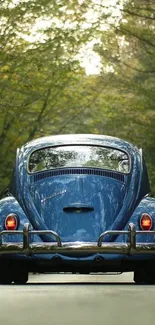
10 281 137 286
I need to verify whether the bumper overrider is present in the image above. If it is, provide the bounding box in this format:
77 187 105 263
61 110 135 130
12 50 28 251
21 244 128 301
0 223 155 256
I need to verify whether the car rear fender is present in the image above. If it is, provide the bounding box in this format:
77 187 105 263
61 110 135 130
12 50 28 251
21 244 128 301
115 196 155 243
0 196 33 242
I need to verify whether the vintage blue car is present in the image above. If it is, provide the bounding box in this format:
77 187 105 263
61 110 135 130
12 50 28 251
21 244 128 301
0 134 155 284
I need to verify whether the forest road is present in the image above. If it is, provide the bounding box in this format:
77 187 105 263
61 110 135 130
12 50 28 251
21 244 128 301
0 272 154 325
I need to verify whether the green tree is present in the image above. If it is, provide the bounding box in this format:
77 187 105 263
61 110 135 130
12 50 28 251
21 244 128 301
92 0 155 193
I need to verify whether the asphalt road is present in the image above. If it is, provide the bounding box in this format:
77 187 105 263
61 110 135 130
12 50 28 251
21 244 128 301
0 272 155 325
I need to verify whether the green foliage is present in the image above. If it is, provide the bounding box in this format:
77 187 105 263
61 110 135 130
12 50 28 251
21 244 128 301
92 0 155 194
1 0 155 196
0 0 91 194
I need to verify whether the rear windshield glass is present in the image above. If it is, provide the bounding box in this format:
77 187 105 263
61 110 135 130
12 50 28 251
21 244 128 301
28 145 130 174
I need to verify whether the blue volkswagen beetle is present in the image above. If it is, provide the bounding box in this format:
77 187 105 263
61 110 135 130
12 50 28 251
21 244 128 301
0 134 155 284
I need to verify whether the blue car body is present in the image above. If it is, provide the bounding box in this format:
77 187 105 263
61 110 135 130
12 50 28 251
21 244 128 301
1 134 155 283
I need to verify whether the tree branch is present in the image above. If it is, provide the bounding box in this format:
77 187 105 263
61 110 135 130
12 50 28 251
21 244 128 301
121 61 155 73
120 8 155 20
116 26 155 48
55 78 107 134
26 88 51 141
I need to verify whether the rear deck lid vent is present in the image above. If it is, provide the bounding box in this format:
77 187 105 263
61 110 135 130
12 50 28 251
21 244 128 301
33 168 125 183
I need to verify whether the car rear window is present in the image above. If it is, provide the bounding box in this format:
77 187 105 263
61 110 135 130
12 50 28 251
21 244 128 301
28 145 130 174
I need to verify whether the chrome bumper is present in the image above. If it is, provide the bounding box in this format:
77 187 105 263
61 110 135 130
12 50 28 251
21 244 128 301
0 223 155 256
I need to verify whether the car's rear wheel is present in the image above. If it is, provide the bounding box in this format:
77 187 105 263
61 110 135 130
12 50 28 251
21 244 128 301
134 269 155 284
13 270 29 284
0 261 29 285
0 261 13 284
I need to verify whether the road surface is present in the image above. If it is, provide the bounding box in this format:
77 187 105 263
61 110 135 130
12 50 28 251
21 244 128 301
0 272 155 325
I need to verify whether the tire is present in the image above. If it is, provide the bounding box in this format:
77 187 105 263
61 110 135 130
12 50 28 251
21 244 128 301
0 261 13 284
134 269 155 284
13 270 29 284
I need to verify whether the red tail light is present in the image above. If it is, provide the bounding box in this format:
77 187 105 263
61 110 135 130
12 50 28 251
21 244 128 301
140 213 153 231
5 214 18 230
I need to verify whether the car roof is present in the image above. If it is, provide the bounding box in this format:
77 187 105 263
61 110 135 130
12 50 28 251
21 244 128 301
21 134 139 157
